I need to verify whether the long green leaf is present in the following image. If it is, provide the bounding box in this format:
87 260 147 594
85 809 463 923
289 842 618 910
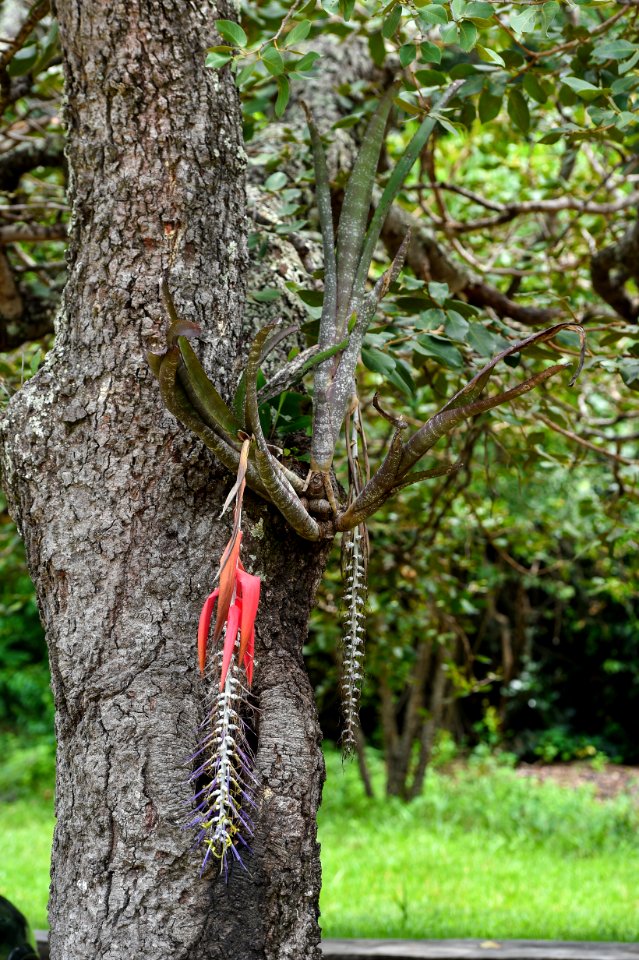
353 80 464 301
400 363 567 474
232 370 248 429
441 321 586 413
244 324 278 438
177 336 242 439
336 322 586 529
303 103 338 349
257 337 350 405
157 347 268 498
335 82 400 332
400 322 585 472
245 324 321 540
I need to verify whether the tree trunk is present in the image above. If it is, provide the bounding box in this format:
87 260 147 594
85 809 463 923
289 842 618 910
0 3 329 958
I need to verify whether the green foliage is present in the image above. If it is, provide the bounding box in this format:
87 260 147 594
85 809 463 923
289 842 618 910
309 420 639 764
224 0 639 154
216 0 639 416
530 726 611 767
0 733 55 802
4 743 639 939
0 496 50 739
323 747 639 856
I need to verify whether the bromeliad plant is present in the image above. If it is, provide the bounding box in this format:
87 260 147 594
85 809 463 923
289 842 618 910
149 81 585 872
186 440 260 873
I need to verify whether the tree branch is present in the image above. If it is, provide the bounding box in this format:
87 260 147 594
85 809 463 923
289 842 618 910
0 223 67 244
0 138 65 191
422 189 639 235
590 218 639 322
0 0 50 114
0 250 54 348
381 202 561 326
537 413 636 466
0 0 50 70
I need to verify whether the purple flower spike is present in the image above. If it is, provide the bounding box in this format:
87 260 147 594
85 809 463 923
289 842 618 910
187 653 256 877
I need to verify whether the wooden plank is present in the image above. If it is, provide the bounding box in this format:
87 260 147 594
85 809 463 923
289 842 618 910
321 940 639 960
36 930 639 959
35 930 49 960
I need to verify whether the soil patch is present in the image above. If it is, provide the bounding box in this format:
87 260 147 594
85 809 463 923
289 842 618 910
516 762 639 802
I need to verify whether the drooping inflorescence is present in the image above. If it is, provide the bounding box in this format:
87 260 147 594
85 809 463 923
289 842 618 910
187 655 257 876
340 403 369 753
340 522 367 754
187 438 261 876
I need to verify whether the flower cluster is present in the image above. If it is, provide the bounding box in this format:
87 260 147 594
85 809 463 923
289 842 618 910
188 438 261 875
187 658 257 875
341 523 367 753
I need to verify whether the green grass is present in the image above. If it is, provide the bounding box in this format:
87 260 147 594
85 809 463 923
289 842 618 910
318 750 639 941
2 745 639 940
0 798 55 930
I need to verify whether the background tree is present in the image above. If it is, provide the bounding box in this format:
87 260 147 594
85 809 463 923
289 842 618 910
1 1 638 959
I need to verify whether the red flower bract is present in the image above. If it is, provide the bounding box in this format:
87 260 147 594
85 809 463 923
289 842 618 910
197 531 261 689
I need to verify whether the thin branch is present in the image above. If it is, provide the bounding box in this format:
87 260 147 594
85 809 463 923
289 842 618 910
512 7 627 77
0 224 67 244
0 0 50 71
408 181 505 212
422 190 639 235
0 138 64 191
537 414 636 466
381 201 562 327
0 0 50 113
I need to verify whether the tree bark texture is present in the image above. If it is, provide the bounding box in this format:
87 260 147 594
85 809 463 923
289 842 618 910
0 3 329 958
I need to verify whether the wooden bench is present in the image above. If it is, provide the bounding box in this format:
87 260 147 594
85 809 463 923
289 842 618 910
321 940 639 959
35 933 639 959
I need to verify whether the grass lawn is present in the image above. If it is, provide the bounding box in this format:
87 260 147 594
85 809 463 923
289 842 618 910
318 750 639 942
1 747 638 940
0 797 55 931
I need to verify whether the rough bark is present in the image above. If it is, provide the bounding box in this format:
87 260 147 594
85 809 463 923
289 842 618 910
0 3 328 959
